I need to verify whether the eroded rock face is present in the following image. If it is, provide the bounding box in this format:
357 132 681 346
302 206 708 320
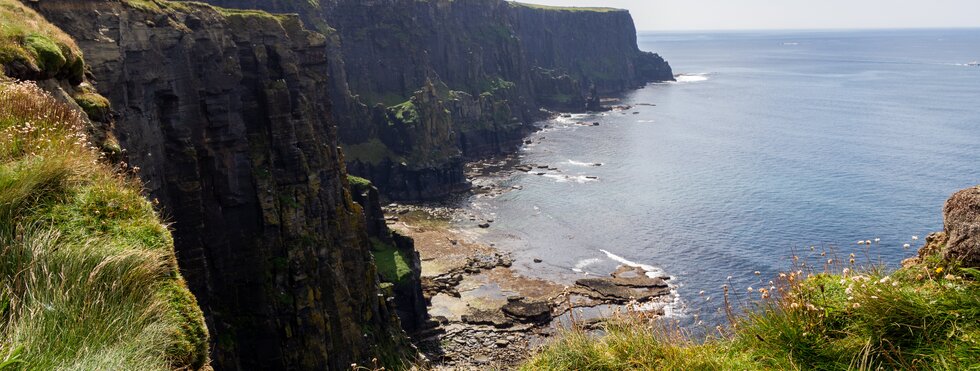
194 0 673 201
944 186 980 267
34 2 410 369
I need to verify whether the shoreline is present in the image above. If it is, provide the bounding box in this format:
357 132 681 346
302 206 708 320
385 145 676 368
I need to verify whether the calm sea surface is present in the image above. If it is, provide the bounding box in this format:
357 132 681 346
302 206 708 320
456 29 980 325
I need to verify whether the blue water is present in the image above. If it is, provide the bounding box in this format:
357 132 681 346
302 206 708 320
459 29 980 325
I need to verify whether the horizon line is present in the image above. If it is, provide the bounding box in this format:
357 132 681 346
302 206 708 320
637 26 980 33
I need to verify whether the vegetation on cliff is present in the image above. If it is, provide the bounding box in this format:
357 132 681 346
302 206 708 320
0 0 83 82
0 81 208 369
509 2 619 13
524 239 980 370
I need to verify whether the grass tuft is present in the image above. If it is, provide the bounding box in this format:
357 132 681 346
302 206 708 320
0 81 208 370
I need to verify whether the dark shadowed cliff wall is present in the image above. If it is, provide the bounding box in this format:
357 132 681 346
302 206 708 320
509 4 674 93
33 1 411 369
200 0 673 201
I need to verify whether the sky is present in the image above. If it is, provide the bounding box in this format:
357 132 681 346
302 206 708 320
517 0 980 31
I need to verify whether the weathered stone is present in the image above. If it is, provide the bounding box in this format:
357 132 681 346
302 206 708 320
944 186 980 267
502 300 552 323
461 309 513 328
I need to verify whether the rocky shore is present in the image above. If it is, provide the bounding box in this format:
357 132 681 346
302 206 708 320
384 155 675 368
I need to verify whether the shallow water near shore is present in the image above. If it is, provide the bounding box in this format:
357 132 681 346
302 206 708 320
455 29 980 327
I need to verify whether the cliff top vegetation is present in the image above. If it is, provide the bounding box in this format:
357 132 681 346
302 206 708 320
509 2 621 13
0 0 83 82
523 236 980 370
0 81 209 369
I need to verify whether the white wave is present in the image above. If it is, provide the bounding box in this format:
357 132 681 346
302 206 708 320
543 174 598 183
636 120 655 123
572 258 603 273
600 249 667 279
566 159 601 167
782 42 799 46
674 73 709 83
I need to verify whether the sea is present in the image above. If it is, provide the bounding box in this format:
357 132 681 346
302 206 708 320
456 29 980 327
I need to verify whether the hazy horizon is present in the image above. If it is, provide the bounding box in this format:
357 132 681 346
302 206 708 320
513 1 980 31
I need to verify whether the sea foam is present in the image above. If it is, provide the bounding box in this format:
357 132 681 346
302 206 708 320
673 73 709 83
600 249 667 279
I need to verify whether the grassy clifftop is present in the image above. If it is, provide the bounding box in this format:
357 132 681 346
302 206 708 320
0 81 208 369
509 2 621 13
524 240 980 370
0 0 84 82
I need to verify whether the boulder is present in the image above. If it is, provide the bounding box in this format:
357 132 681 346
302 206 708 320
944 186 980 267
501 300 552 323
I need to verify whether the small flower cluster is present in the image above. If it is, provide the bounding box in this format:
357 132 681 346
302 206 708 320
0 81 96 160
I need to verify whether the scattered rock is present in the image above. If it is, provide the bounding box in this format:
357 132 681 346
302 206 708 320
502 300 552 323
461 309 512 328
495 339 510 347
592 122 600 126
533 258 543 263
575 274 670 303
478 223 491 229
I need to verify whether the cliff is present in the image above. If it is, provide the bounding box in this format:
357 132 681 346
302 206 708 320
197 0 673 200
30 1 414 369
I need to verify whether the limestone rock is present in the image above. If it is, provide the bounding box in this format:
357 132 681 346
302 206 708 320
944 186 980 267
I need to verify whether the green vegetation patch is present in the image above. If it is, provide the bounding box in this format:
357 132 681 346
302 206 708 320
0 81 208 369
389 99 420 126
371 238 412 284
347 174 372 192
341 138 403 165
524 250 980 370
72 92 110 121
0 0 84 82
509 2 621 13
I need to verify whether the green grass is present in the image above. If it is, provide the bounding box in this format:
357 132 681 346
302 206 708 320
509 2 621 13
370 238 412 285
524 247 980 370
347 175 372 192
341 138 403 165
0 81 208 369
389 99 420 126
72 92 110 121
0 0 84 82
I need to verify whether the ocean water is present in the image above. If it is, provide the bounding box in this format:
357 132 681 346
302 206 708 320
458 29 980 325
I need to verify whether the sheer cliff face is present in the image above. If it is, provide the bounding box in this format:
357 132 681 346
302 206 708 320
509 4 674 93
201 0 673 201
35 2 407 369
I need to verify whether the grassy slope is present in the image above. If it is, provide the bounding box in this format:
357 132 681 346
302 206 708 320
0 0 83 81
0 82 208 369
524 245 980 370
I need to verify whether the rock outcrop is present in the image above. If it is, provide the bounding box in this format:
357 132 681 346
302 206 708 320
943 186 980 267
195 0 673 200
33 1 412 369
